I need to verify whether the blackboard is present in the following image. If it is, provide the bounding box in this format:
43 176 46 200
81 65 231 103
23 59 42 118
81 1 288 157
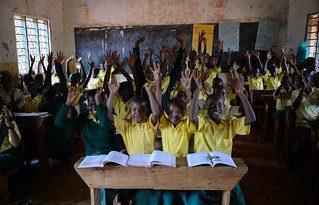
75 23 260 72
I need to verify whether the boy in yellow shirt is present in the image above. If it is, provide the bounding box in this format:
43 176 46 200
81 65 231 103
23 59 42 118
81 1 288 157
263 51 285 89
245 51 265 90
18 82 44 112
189 73 256 205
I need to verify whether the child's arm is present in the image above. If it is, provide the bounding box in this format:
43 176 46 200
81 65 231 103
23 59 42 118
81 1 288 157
145 82 160 126
197 31 206 54
253 51 264 72
3 106 20 147
115 53 133 85
77 57 87 82
94 88 107 127
227 48 233 69
80 53 94 89
264 51 272 71
37 54 45 74
151 62 162 107
55 52 68 95
133 37 147 97
292 79 305 110
180 69 193 102
66 55 74 80
55 87 78 129
229 74 256 125
189 70 201 125
244 51 252 74
29 54 35 76
216 38 223 68
142 49 149 71
103 51 116 96
106 77 120 122
43 52 53 87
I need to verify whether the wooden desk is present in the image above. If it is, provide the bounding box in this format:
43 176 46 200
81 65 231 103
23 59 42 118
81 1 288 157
13 112 51 170
74 157 248 205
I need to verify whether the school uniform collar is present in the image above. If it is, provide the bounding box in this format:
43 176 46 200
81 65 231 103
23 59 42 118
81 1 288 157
131 117 148 126
205 116 226 129
87 111 100 124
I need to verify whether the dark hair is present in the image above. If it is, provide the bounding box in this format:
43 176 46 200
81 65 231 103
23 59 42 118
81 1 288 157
131 97 149 111
205 93 224 108
34 74 44 82
212 76 223 88
165 98 186 113
300 57 316 71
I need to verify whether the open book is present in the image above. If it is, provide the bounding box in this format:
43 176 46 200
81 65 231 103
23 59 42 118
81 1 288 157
187 151 237 168
78 150 176 168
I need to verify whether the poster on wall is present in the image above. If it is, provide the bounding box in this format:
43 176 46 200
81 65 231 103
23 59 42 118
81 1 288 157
192 24 214 55
255 20 280 51
218 20 240 52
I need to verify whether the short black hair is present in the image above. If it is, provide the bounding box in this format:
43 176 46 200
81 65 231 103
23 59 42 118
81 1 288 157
165 97 186 113
131 97 149 111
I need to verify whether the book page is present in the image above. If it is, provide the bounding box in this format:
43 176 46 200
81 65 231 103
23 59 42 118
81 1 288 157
187 152 213 167
105 151 129 167
127 154 152 167
78 155 108 168
209 151 237 167
150 150 176 167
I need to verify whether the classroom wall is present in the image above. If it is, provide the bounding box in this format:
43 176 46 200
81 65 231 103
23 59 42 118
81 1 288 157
62 0 290 58
0 0 64 80
286 0 319 50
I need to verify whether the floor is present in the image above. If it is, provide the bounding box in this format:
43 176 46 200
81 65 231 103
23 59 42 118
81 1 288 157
9 132 318 205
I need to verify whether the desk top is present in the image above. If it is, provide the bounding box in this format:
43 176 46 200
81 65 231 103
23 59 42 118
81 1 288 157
13 112 51 118
74 157 248 190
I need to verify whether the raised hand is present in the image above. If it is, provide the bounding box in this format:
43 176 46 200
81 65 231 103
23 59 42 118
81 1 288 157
203 81 213 96
198 30 206 43
229 74 245 94
253 51 260 59
87 51 93 64
2 106 12 127
55 51 65 64
200 69 212 82
217 38 223 50
243 51 251 58
192 69 202 90
126 51 137 68
180 69 192 90
108 76 120 94
176 35 186 48
112 51 120 65
281 46 287 54
188 48 197 61
151 62 161 81
77 57 83 63
147 47 154 56
48 51 53 64
95 88 103 105
39 54 45 64
227 48 233 56
135 37 145 47
66 87 78 107
30 54 35 64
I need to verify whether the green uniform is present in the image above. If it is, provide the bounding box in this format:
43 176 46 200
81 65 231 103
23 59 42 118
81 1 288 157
55 104 124 205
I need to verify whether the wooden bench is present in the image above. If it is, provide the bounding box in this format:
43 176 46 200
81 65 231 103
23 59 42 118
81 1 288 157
0 167 18 205
74 157 248 205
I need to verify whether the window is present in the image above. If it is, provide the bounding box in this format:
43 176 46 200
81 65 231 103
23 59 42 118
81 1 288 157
14 15 51 74
306 12 319 60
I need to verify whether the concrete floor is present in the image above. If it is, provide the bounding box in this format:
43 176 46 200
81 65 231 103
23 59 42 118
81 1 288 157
10 132 318 205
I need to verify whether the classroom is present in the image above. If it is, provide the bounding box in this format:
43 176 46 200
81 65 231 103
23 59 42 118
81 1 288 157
0 0 319 204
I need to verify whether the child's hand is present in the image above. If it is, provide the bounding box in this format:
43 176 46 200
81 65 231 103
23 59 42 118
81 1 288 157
151 62 161 82
180 69 192 90
39 54 45 64
135 37 145 47
253 51 260 59
227 48 233 56
192 69 202 90
108 76 120 94
203 81 213 96
198 30 206 43
30 54 35 64
243 51 251 58
55 51 65 64
112 51 120 65
48 52 53 64
95 88 103 105
105 50 115 67
229 74 245 94
266 51 272 59
176 35 186 48
200 69 212 83
2 106 12 127
77 57 82 62
66 87 78 107
126 51 137 68
67 55 75 62
145 81 156 93
217 38 223 50
188 48 197 61
281 46 287 54
147 47 154 56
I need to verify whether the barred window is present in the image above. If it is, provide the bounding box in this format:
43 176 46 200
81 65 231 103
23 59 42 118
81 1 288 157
14 15 51 74
306 12 319 60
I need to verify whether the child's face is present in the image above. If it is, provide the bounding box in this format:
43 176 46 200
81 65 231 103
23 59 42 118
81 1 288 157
269 64 278 77
206 96 225 122
212 78 223 89
87 95 97 116
52 84 62 100
167 103 185 126
118 83 134 102
28 84 39 98
252 68 260 78
131 101 147 123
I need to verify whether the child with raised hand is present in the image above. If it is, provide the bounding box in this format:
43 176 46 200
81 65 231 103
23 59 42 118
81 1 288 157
87 52 103 90
245 50 265 90
106 71 162 205
55 86 124 205
188 71 256 205
263 51 285 89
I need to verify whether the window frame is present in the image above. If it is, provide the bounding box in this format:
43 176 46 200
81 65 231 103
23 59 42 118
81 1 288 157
305 12 319 60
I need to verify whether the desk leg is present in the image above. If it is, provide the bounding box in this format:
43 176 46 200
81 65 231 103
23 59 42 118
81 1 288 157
221 190 231 205
90 188 100 205
36 128 49 171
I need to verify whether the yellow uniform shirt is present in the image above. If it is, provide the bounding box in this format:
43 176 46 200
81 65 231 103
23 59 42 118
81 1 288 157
98 69 106 81
52 74 60 85
248 76 264 90
0 87 24 105
205 66 222 85
194 116 250 156
18 95 42 113
274 89 292 110
264 72 283 90
160 115 197 157
114 115 158 155
0 115 21 153
113 96 132 119
291 89 319 128
87 77 103 90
